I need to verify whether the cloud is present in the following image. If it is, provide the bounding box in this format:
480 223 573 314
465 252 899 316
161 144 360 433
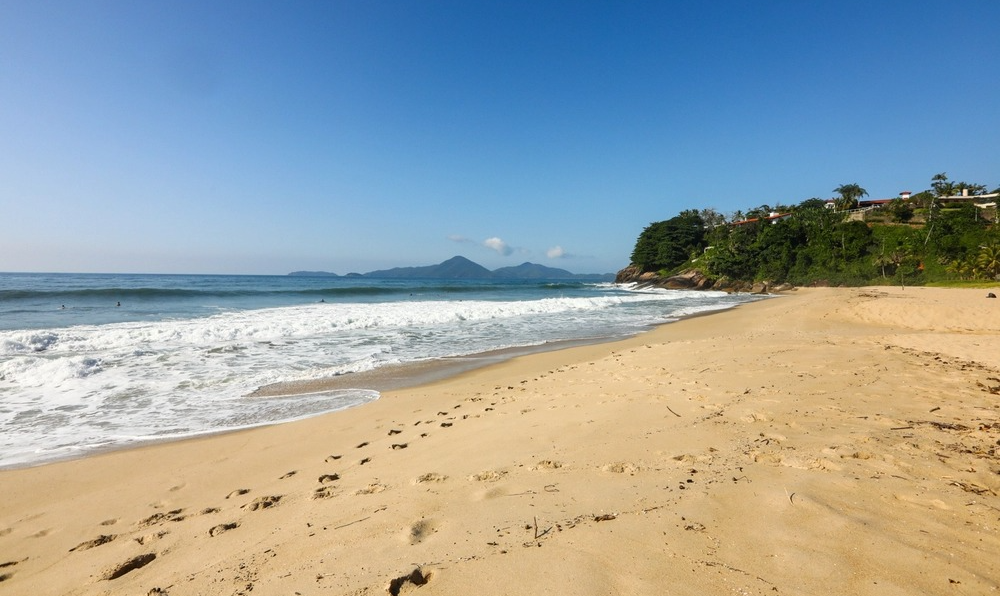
546 245 567 259
483 237 514 256
448 234 474 244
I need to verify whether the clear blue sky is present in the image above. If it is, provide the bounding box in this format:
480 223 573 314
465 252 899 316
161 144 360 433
2 1 998 275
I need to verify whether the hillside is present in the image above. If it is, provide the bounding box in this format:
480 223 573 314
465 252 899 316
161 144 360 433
621 173 1000 288
290 256 615 281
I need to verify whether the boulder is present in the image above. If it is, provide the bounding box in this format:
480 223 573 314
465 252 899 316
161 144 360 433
613 265 794 295
614 265 645 284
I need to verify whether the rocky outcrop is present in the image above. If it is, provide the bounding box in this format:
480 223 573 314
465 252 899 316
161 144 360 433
614 266 795 294
614 265 659 284
661 269 717 290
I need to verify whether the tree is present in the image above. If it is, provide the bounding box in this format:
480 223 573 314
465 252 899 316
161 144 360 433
630 211 707 272
631 221 672 271
698 208 728 229
833 183 868 211
931 173 985 197
977 244 1000 280
931 173 954 197
886 198 914 223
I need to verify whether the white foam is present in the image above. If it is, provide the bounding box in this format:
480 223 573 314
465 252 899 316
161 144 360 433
0 289 763 467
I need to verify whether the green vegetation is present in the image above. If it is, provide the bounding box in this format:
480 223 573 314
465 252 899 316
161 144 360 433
628 173 1000 287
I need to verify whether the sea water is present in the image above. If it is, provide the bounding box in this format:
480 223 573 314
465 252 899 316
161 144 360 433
0 272 766 468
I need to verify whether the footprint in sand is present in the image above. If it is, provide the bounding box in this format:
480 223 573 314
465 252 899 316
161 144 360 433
134 531 168 545
356 482 388 495
99 519 118 526
388 429 402 436
0 560 18 583
356 441 369 448
136 509 185 528
313 486 337 500
388 567 432 596
359 457 371 465
469 470 507 482
279 471 297 479
533 460 563 470
391 443 408 450
602 462 641 475
208 522 239 537
325 454 343 462
103 553 156 580
69 534 116 552
226 488 250 499
242 496 282 511
318 474 340 483
413 473 448 484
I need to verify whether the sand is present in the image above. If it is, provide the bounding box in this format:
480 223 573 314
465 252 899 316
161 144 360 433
1 286 998 596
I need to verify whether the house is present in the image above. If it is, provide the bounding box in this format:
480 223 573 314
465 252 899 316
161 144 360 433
730 212 793 226
936 189 1000 204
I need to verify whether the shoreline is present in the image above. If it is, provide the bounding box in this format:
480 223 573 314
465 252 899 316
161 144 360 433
249 299 758 397
3 286 998 595
6 299 766 472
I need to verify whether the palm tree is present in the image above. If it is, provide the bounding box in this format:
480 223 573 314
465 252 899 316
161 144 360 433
931 173 954 198
948 255 979 280
977 244 1000 280
833 183 868 211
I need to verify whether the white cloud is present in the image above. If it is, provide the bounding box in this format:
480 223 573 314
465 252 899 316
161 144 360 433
546 245 566 259
448 234 474 244
483 237 513 256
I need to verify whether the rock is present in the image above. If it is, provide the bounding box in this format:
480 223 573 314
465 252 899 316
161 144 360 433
613 265 793 294
662 270 705 289
614 265 645 283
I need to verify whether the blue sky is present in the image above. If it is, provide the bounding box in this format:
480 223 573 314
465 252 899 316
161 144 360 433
2 1 998 275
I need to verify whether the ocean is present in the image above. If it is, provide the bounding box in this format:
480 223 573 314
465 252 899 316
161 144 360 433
0 272 767 468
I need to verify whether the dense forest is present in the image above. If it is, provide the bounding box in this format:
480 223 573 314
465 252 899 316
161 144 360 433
628 173 1000 287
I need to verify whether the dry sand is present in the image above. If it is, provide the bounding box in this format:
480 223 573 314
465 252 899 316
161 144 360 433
1 287 999 596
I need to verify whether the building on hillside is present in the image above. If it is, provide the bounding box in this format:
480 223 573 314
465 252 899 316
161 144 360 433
730 212 793 226
936 189 1000 204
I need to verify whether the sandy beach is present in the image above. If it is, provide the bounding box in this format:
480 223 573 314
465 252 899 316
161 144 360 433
2 286 999 596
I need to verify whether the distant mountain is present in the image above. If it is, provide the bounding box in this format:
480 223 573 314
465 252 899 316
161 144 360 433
491 263 563 279
365 256 493 279
289 256 615 281
288 270 340 277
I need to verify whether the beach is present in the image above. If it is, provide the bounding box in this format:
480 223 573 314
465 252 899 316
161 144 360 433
2 286 998 595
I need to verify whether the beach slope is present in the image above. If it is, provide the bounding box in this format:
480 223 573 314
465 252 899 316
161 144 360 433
1 287 998 595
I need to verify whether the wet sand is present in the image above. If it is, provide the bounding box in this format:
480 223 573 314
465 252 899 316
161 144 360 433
1 287 998 595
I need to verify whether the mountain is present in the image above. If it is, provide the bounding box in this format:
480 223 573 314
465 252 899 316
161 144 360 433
289 256 616 281
492 262 577 279
288 270 340 277
364 256 493 279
